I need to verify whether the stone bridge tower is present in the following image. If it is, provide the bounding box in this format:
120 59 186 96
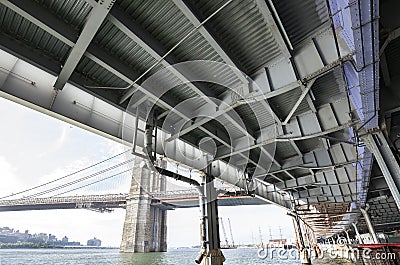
120 160 167 252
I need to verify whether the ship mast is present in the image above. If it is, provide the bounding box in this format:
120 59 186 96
258 227 264 249
219 217 229 248
227 218 235 248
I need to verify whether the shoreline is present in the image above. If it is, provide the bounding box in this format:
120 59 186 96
0 243 119 250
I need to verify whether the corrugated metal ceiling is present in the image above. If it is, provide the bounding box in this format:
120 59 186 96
268 87 310 120
311 68 347 106
272 0 329 47
33 0 92 31
185 0 282 74
0 6 71 62
93 20 163 79
76 57 127 89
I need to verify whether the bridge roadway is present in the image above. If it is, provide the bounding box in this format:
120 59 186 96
0 191 267 212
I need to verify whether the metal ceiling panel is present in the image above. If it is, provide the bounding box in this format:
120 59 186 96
94 20 163 78
311 68 347 106
0 5 71 62
33 0 92 31
234 102 275 132
185 0 282 74
212 115 244 140
268 87 310 119
296 138 325 153
274 141 297 161
116 0 224 66
76 57 127 88
272 0 329 47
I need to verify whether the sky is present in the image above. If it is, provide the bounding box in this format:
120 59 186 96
0 96 294 248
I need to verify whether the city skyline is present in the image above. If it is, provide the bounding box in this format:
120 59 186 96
0 225 101 246
0 97 294 247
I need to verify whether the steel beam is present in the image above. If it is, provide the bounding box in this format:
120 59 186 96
379 27 400 56
216 121 354 161
0 0 138 93
254 0 290 58
380 52 391 87
362 131 400 210
282 80 316 125
53 0 114 90
351 223 363 244
360 206 379 243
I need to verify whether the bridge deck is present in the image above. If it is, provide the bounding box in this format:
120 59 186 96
0 193 267 212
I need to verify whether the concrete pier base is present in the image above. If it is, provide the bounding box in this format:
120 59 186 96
300 249 311 265
200 249 225 265
120 162 167 253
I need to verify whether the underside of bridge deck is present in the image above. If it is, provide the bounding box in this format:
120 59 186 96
0 0 400 259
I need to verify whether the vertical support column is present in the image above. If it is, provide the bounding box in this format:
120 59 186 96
352 223 364 244
195 173 225 265
158 173 168 252
120 158 167 253
345 230 351 245
292 215 311 265
362 132 400 210
360 206 379 244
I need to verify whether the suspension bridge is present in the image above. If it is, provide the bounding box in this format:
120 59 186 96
0 191 267 212
0 150 267 212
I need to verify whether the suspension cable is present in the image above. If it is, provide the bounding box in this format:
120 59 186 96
50 168 134 197
24 159 134 198
0 150 130 200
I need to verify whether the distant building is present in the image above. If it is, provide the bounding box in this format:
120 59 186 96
0 226 80 246
37 233 48 242
66 241 81 246
0 227 14 235
0 235 18 243
62 236 68 243
268 239 286 248
87 237 101 247
48 234 57 243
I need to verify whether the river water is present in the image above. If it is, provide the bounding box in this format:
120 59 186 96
0 248 353 265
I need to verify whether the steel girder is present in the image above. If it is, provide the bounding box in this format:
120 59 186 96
52 0 115 91
362 131 400 210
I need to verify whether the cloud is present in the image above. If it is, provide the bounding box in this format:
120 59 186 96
0 156 21 196
37 124 71 158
